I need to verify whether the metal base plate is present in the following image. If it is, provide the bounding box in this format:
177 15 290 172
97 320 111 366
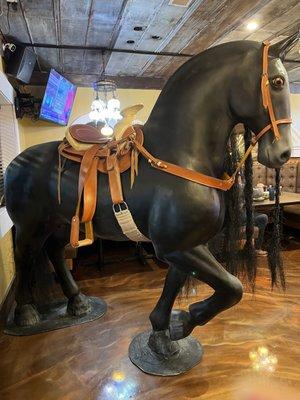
129 331 203 376
4 296 107 336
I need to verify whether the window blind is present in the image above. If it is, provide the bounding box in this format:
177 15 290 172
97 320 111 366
0 104 19 199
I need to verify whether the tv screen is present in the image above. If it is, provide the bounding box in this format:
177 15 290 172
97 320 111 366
39 69 77 126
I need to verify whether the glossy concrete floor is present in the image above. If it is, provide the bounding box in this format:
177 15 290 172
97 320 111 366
0 242 299 400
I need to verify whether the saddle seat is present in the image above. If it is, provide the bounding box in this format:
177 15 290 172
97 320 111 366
66 124 111 152
69 124 110 144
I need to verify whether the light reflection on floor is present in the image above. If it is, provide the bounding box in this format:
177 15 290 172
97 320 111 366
234 346 298 400
98 370 139 400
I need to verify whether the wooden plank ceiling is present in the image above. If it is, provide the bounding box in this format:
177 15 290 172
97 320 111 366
0 0 299 88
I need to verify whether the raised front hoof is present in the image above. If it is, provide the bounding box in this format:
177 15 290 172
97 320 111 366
67 293 91 317
148 330 180 359
169 309 195 340
14 304 41 327
129 330 203 376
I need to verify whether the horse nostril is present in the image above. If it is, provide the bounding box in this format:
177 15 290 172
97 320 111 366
281 150 291 162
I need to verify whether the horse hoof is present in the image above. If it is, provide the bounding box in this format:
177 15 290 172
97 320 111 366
14 304 41 327
169 309 195 340
67 293 91 317
148 329 180 359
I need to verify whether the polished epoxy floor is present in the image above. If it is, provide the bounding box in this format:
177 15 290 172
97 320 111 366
0 242 299 399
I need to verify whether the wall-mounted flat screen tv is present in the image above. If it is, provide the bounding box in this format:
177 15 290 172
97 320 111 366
39 69 77 126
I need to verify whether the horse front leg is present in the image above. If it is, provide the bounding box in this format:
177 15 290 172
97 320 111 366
166 244 243 340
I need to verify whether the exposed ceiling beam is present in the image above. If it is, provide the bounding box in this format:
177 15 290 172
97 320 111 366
19 42 300 63
29 71 166 89
19 41 194 57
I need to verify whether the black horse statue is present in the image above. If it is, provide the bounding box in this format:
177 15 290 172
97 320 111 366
4 33 298 374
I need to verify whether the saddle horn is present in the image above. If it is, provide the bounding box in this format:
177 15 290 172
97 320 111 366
269 30 300 60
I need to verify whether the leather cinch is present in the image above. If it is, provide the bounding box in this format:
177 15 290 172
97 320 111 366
58 41 292 248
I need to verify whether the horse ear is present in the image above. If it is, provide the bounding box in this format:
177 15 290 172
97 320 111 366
269 30 300 60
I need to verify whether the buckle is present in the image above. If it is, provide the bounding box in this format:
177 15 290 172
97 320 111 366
148 158 167 169
113 202 128 214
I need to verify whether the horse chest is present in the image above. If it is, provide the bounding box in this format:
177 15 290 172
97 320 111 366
148 181 225 250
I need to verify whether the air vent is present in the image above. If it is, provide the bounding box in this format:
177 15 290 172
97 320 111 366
169 0 192 6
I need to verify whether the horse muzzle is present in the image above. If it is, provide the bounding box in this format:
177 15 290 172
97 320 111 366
257 125 292 168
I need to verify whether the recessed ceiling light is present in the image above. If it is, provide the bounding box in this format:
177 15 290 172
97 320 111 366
151 35 161 40
169 0 192 6
246 21 258 31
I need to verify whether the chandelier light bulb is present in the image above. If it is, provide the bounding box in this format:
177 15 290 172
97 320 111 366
112 110 123 121
101 125 114 136
89 110 100 121
107 98 120 110
92 99 104 110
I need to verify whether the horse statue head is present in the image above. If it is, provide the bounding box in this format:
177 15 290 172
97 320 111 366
230 32 299 169
221 32 299 287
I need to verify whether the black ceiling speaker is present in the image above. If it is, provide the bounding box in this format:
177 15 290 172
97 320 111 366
5 45 37 84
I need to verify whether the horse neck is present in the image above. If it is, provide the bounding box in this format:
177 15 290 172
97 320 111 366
144 74 236 177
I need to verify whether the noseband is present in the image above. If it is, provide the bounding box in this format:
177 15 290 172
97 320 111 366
131 41 292 191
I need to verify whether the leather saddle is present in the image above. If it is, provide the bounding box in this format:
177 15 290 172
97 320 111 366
66 104 144 152
58 124 144 248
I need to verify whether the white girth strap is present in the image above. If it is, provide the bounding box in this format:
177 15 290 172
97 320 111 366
113 202 151 242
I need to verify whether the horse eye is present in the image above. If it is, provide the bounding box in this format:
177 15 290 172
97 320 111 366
272 76 284 87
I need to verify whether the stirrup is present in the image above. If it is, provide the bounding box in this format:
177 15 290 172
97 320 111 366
70 216 94 248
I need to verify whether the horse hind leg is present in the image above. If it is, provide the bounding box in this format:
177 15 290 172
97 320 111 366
13 226 50 326
45 233 91 317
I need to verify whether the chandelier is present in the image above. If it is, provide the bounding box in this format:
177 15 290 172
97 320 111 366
89 50 123 137
89 80 123 136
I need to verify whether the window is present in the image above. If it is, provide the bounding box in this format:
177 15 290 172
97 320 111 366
0 103 20 198
0 70 20 237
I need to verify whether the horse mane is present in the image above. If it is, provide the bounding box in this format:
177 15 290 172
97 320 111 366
149 40 261 124
223 126 284 290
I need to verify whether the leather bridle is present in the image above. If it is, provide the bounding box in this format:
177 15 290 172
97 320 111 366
256 40 292 142
131 41 292 191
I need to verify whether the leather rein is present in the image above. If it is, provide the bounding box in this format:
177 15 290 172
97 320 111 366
130 41 292 191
